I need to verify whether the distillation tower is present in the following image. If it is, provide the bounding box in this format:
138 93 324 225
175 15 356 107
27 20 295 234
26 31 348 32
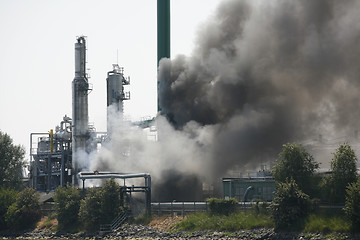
72 36 91 185
106 64 130 134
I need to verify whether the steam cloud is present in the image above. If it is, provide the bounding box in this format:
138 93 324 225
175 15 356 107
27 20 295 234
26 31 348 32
93 0 360 201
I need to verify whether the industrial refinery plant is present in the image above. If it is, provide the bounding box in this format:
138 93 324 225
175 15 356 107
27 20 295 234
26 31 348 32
28 0 171 196
29 36 132 191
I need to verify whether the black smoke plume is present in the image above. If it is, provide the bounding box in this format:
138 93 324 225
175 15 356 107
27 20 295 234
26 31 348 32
159 0 360 180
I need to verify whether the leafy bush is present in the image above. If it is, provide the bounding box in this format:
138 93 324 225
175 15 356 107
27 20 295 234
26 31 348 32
207 198 237 215
100 178 123 224
270 179 311 231
54 186 81 230
79 179 124 232
344 178 360 231
5 187 41 230
0 188 17 230
79 187 102 232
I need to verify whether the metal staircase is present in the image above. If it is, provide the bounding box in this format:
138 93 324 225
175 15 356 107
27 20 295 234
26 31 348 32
99 210 129 235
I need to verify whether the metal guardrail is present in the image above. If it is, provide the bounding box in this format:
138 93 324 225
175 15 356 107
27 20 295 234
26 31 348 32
151 202 208 216
151 202 272 216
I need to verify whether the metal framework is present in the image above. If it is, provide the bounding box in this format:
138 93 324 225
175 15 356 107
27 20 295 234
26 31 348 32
79 172 151 215
29 116 73 191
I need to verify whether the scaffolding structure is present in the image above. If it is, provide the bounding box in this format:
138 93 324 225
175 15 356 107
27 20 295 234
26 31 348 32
29 116 73 191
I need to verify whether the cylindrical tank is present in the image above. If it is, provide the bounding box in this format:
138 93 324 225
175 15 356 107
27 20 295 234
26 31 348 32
107 66 124 112
106 64 130 135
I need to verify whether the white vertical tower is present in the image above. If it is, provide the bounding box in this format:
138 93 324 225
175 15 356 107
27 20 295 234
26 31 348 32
72 36 90 185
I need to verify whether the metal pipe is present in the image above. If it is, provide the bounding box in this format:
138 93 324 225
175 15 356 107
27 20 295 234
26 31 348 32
243 186 254 202
78 172 150 180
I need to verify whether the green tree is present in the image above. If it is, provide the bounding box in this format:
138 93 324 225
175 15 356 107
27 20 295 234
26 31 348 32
79 187 102 232
270 179 311 231
272 143 319 195
79 179 124 231
54 186 81 230
0 188 17 230
0 131 25 189
207 198 237 215
5 187 41 230
101 178 122 224
344 178 360 231
322 143 358 204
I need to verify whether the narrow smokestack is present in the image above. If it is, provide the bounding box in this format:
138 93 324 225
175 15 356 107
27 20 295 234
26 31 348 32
157 0 170 113
72 36 90 186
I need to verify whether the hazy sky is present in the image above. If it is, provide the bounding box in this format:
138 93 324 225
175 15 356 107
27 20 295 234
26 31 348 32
0 0 222 159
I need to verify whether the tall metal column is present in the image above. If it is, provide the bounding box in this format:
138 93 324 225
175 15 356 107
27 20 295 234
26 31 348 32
72 36 90 186
157 0 170 113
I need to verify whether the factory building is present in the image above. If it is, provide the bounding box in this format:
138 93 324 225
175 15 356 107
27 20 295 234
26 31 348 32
222 175 276 202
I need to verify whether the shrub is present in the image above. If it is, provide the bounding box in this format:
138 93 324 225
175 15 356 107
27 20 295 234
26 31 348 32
101 178 122 224
54 186 81 230
79 179 123 232
5 187 41 230
207 198 237 215
344 178 360 231
0 188 17 230
270 179 311 231
79 187 102 232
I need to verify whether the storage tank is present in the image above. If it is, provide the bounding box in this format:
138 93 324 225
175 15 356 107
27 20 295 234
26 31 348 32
106 64 130 134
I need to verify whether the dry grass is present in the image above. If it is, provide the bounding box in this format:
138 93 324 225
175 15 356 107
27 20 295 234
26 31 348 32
36 214 58 231
148 215 186 231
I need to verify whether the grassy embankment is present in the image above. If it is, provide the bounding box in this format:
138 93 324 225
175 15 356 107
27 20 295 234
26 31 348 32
174 209 351 233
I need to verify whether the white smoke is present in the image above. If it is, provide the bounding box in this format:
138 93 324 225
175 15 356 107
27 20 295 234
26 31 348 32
90 104 213 180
